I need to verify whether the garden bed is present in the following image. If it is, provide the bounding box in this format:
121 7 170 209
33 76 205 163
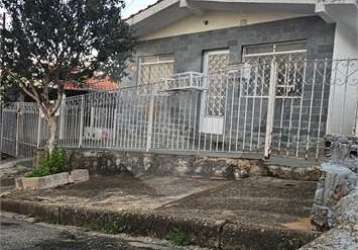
15 169 89 191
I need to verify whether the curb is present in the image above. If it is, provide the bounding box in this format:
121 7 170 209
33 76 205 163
0 199 318 249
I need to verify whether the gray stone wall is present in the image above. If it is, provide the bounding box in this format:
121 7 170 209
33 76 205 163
135 16 335 74
63 149 321 181
311 136 358 230
65 149 263 179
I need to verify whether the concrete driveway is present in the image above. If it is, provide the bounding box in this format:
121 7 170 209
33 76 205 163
4 175 316 232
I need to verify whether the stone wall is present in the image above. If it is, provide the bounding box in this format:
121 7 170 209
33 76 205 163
63 149 321 181
65 149 264 179
301 188 358 250
311 136 358 230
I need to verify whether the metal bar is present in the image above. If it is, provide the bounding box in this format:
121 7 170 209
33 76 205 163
250 64 259 151
15 103 20 157
264 60 278 158
222 73 229 152
316 59 328 159
78 95 85 148
306 60 317 159
146 93 154 151
37 109 42 148
257 64 265 150
235 69 243 151
0 104 4 156
228 75 235 152
296 61 307 157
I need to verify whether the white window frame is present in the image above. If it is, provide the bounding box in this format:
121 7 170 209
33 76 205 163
242 42 307 60
137 55 175 84
200 49 230 135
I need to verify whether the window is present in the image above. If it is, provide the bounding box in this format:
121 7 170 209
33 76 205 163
138 55 175 84
243 41 307 97
203 50 230 117
243 40 307 64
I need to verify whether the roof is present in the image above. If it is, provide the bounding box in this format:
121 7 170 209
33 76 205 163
126 0 357 39
126 0 164 20
126 0 357 25
64 77 119 92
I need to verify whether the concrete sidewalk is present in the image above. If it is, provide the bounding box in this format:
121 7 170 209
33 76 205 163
1 175 319 249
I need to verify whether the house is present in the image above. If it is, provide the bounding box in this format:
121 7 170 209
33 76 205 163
123 0 358 158
2 0 357 160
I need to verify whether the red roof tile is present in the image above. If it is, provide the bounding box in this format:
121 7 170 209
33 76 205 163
64 77 119 91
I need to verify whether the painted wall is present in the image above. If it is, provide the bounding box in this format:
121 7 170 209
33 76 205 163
326 7 358 136
136 16 335 73
133 16 336 146
142 10 311 41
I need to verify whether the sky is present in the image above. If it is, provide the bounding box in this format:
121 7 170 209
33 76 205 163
123 0 158 18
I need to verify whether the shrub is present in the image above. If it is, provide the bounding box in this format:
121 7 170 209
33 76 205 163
27 148 68 177
167 228 191 246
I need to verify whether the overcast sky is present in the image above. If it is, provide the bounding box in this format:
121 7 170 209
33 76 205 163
123 0 157 18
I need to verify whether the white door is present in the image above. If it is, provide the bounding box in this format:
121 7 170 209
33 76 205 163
200 50 230 134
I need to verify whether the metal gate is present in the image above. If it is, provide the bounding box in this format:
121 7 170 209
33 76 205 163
0 102 42 158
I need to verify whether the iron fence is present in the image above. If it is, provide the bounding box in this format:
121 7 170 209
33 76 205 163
1 58 358 160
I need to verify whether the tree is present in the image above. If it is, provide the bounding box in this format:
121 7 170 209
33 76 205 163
0 0 135 153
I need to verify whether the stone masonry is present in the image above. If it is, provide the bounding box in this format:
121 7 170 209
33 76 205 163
311 136 358 230
63 149 321 181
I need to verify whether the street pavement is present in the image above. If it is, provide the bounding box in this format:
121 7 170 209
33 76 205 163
0 214 187 250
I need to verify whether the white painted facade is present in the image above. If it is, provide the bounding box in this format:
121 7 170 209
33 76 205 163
129 0 358 137
142 10 311 40
323 4 358 135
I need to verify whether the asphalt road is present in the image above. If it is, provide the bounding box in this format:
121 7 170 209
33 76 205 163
0 215 184 250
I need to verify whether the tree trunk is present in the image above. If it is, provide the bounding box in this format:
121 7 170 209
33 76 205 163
47 115 57 154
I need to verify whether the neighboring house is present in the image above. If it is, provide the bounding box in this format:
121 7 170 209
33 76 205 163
124 0 358 157
7 77 119 102
64 77 120 94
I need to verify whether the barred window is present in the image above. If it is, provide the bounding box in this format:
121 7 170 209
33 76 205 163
138 55 175 85
204 50 230 116
243 41 307 64
243 41 307 97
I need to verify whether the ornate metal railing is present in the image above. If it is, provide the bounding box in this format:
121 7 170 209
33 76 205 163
1 59 358 160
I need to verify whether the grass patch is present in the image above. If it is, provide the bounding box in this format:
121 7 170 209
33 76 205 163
26 148 69 177
167 228 191 246
102 221 126 234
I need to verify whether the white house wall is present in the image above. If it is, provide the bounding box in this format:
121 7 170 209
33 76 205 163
326 6 358 136
141 10 312 40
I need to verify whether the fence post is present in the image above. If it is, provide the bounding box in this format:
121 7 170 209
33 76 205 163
355 101 358 137
264 60 278 159
59 94 66 141
78 95 85 148
36 108 42 148
0 104 3 158
15 103 20 157
146 93 154 152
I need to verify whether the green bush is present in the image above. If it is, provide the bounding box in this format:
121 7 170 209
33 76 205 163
27 148 68 177
167 228 191 246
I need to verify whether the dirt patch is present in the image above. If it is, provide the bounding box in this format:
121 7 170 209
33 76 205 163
283 218 315 231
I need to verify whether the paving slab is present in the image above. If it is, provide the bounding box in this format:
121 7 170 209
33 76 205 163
4 175 316 231
4 176 227 211
1 175 320 249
